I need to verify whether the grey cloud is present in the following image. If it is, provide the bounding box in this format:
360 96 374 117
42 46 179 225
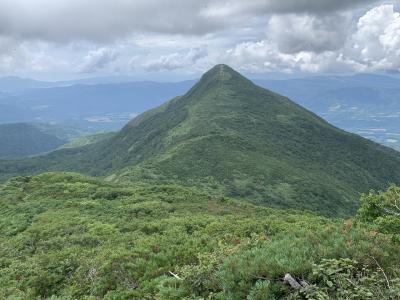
0 0 378 44
250 0 379 14
0 0 223 43
0 37 18 54
79 48 119 73
143 48 208 71
0 0 397 77
224 4 400 74
266 13 352 54
201 0 379 19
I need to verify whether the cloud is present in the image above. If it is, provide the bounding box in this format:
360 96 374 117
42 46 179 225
266 13 351 54
349 4 400 71
222 4 400 74
0 37 24 72
0 1 398 77
142 48 208 72
0 1 220 43
222 40 342 73
78 48 119 73
0 38 68 73
202 0 378 18
0 0 378 44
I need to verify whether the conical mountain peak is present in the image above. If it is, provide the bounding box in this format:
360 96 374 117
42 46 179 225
198 64 253 86
206 64 236 76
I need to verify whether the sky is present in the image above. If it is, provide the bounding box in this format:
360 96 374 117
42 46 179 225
0 0 399 81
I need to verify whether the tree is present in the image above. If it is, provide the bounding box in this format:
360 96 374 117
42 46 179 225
357 185 400 239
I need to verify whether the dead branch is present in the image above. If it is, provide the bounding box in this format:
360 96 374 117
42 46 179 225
284 273 302 290
369 256 391 289
168 271 182 280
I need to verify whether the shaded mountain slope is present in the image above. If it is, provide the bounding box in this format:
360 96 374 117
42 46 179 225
1 65 400 217
0 123 68 159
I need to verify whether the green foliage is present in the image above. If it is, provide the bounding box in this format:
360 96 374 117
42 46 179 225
357 185 400 242
1 173 398 299
296 258 400 299
247 280 275 300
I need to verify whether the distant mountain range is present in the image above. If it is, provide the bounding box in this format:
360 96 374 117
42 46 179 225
1 65 400 217
0 75 148 91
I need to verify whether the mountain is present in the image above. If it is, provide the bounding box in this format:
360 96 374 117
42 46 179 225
1 65 400 217
0 75 166 92
0 75 143 92
0 123 68 159
0 76 58 92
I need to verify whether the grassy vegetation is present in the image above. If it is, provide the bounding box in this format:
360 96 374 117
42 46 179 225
0 172 399 299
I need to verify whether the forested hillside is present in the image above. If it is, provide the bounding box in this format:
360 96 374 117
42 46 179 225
0 123 68 159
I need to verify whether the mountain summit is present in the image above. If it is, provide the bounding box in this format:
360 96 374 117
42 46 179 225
2 64 400 217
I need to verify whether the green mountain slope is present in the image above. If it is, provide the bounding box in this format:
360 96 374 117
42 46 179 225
0 123 68 159
0 172 398 299
61 131 116 149
1 65 400 217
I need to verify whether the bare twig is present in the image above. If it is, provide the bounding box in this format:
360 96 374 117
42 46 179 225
369 256 391 289
383 208 400 216
168 271 182 280
251 275 270 281
390 190 400 212
250 274 283 283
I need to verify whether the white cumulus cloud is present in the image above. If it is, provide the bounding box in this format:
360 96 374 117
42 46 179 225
349 4 400 71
